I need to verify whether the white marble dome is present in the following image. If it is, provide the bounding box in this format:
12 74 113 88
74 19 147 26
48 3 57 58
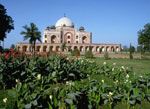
55 17 74 27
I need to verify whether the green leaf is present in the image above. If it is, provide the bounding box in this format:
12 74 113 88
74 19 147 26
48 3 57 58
25 103 31 109
54 97 58 107
67 93 76 101
31 93 37 99
136 97 142 102
69 73 75 77
65 98 73 104
147 82 150 87
48 102 53 109
52 71 56 77
32 100 38 106
129 100 136 105
104 99 108 105
113 94 123 100
21 71 25 76
133 88 140 96
7 89 17 98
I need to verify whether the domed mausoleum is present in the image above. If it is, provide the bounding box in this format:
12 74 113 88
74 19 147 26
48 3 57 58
16 16 121 54
55 17 74 27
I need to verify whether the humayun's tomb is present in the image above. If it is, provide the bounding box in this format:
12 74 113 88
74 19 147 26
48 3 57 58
16 16 121 54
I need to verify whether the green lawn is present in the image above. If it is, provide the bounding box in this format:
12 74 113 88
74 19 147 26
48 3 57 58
94 58 150 75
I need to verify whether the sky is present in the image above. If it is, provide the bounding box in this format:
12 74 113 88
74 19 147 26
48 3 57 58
1 0 150 48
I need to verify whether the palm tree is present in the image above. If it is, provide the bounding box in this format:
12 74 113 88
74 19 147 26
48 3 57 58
20 23 41 55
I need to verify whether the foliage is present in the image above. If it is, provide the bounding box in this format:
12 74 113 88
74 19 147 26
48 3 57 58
71 48 80 57
129 44 135 53
84 50 94 58
0 46 3 52
0 56 150 108
10 44 15 49
137 45 143 52
104 51 110 60
0 4 14 42
138 23 150 52
129 44 135 59
122 45 129 52
20 23 42 55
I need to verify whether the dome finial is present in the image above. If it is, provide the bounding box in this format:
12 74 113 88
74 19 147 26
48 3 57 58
64 13 66 17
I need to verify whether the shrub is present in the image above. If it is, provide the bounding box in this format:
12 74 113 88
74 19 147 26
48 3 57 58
104 52 110 60
84 50 94 58
71 48 80 57
129 52 133 59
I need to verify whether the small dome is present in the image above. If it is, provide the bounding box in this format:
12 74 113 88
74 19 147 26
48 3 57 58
79 26 85 31
55 16 74 27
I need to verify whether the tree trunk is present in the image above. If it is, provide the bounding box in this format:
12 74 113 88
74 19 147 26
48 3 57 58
33 41 36 56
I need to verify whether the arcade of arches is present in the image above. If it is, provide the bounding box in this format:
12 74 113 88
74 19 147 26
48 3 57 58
17 43 120 53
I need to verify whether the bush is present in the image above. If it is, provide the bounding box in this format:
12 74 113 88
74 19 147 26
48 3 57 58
84 50 94 58
104 52 110 60
129 52 133 59
71 48 80 57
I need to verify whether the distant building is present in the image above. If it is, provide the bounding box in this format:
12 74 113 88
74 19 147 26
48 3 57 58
16 16 121 54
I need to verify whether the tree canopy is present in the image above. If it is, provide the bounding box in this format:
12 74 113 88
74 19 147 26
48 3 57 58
0 4 14 41
20 23 41 54
138 23 150 51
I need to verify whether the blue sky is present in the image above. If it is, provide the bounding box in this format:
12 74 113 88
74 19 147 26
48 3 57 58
1 0 150 48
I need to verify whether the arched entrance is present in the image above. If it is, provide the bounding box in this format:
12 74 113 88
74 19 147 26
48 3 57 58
80 46 84 52
50 46 53 51
43 46 47 52
106 46 109 52
82 36 87 43
22 46 27 52
116 46 119 52
56 46 60 52
101 46 105 52
36 46 41 52
111 46 114 52
51 35 57 43
96 46 99 52
64 32 73 43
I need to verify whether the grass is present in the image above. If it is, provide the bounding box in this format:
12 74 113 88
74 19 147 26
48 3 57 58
94 58 150 75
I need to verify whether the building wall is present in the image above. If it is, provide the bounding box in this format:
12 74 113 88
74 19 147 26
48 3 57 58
43 26 91 44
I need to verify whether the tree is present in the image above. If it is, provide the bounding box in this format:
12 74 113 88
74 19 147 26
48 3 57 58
10 44 15 49
20 23 41 55
129 44 135 53
129 43 135 59
122 45 129 52
138 23 150 52
0 4 14 48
